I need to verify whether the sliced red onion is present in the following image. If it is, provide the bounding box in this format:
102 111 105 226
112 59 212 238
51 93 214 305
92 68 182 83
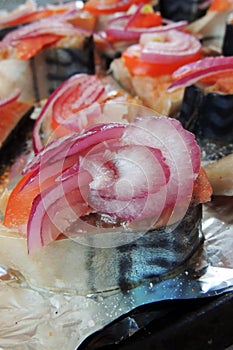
168 56 233 91
25 117 201 252
140 30 201 64
33 74 99 153
105 20 188 41
20 154 79 193
172 56 233 78
1 13 90 45
62 102 102 131
123 116 200 175
105 27 141 40
53 76 105 125
63 99 131 132
26 123 126 174
27 172 91 253
121 117 200 224
82 144 170 200
89 189 167 222
0 88 21 108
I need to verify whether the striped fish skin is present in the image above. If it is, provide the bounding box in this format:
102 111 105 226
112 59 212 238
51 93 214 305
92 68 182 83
179 85 233 143
83 204 203 293
31 36 95 101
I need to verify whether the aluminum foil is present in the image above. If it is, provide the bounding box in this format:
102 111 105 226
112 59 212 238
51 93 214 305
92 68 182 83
0 195 232 350
0 1 232 348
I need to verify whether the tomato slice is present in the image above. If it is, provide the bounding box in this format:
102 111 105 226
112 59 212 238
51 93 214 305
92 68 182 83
52 86 82 130
122 45 201 77
4 171 40 230
16 33 62 60
200 71 233 93
128 12 162 28
209 0 233 11
192 167 212 204
49 85 82 138
4 154 78 230
51 76 105 132
84 0 149 15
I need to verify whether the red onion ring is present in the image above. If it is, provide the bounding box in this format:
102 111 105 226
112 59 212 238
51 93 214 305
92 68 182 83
140 30 201 64
25 116 200 252
32 74 92 153
33 74 105 153
1 12 91 45
53 76 105 125
168 56 233 91
172 56 233 78
27 172 91 253
105 20 188 41
62 102 102 131
27 123 126 174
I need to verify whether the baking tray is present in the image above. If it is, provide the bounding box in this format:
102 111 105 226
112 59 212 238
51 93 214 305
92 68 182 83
80 292 233 350
0 1 233 349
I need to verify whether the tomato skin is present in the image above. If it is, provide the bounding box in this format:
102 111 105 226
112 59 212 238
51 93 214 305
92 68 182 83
50 86 81 136
4 169 59 230
200 71 233 94
192 168 212 205
4 171 39 230
84 0 149 15
209 0 233 11
122 45 201 77
4 154 78 230
16 34 61 60
129 12 162 28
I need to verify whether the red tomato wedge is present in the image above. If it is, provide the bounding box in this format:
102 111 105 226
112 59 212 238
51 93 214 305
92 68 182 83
4 154 78 231
84 0 149 15
209 0 233 11
127 11 162 28
4 171 39 230
15 33 62 60
192 168 212 204
122 44 201 77
200 71 233 93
